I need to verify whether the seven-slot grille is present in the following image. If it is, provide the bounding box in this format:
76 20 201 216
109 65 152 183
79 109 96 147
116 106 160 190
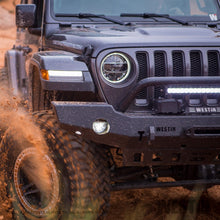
136 48 220 108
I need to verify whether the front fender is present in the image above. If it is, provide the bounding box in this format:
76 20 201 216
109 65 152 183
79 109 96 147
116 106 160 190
30 51 95 92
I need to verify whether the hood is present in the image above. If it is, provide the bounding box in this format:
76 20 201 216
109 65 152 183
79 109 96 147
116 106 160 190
47 25 220 57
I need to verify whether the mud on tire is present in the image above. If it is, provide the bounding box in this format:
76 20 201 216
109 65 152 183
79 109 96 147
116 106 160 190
1 111 110 219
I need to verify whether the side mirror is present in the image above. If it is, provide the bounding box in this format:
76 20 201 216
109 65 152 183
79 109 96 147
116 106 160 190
16 4 36 28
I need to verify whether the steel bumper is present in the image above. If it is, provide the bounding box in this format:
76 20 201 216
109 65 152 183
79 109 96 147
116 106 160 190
53 101 220 140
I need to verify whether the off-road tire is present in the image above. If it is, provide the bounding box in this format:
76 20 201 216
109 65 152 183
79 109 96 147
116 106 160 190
30 66 46 111
1 111 110 219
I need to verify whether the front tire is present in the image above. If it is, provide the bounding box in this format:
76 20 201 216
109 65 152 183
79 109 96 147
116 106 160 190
1 111 110 219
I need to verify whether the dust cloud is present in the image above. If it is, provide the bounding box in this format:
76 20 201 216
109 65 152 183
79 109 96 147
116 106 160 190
0 1 220 220
0 71 53 219
0 2 55 219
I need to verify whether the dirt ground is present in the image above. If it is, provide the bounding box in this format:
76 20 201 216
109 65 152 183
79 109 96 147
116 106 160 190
0 1 220 220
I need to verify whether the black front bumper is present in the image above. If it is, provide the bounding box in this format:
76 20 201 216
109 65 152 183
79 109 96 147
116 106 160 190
53 101 220 140
53 101 220 166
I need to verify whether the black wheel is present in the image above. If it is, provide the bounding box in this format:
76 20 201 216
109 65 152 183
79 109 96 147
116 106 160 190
1 111 110 219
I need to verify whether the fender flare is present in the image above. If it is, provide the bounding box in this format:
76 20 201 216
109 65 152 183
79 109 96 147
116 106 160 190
30 51 95 92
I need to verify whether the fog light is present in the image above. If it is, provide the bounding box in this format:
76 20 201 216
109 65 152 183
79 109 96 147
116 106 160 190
92 119 110 135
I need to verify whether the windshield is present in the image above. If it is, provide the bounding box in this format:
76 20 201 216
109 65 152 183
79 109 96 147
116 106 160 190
53 0 220 22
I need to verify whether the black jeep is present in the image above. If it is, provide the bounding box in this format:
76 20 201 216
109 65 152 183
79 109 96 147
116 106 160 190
2 0 220 219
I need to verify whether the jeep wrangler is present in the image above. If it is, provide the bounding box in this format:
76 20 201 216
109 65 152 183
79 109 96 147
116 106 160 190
1 0 220 219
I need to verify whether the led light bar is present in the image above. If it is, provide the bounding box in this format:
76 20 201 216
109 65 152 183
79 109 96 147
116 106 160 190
48 70 83 81
167 88 220 94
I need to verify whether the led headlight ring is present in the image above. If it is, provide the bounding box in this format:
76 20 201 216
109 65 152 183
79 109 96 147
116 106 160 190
101 52 131 84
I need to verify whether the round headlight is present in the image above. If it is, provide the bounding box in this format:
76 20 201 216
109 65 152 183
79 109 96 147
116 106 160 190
101 53 131 83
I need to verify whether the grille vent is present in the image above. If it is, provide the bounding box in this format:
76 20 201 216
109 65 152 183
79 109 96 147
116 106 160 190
172 51 184 77
136 52 148 99
208 51 219 76
154 52 166 98
190 51 202 76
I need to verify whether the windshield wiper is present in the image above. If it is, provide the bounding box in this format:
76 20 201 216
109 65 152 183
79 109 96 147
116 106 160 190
121 13 189 25
55 13 127 26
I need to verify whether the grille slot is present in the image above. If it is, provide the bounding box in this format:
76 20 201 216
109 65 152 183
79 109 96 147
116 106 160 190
190 51 202 76
172 51 184 77
154 52 166 99
208 51 219 76
136 52 148 100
